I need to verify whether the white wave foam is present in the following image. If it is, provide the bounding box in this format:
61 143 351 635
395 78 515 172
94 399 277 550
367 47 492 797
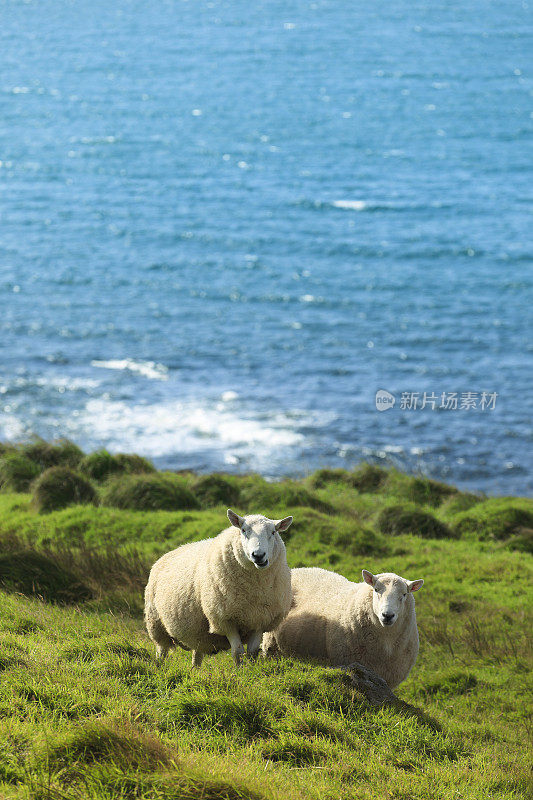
8 376 100 392
77 398 311 465
220 391 238 402
39 376 101 391
91 359 168 380
0 414 24 440
332 200 367 211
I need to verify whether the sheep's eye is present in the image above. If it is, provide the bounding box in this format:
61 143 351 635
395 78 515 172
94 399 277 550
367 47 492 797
403 593 407 598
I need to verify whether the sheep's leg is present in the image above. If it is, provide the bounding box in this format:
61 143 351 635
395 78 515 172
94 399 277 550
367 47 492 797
191 650 204 668
247 630 263 660
145 604 174 663
223 624 245 665
155 643 169 661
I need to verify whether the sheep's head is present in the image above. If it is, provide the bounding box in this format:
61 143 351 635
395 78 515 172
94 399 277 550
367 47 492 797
362 570 424 627
227 509 292 569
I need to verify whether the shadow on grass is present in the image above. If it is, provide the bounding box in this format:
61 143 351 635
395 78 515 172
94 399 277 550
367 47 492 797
324 668 444 733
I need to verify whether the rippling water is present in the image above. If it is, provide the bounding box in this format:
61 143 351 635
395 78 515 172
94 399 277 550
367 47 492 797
1 0 532 494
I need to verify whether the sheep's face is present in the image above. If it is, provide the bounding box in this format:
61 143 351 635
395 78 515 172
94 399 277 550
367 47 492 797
362 570 424 627
227 509 292 569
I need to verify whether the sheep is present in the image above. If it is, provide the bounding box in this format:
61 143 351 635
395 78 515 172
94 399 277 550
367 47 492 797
144 508 293 667
262 567 424 688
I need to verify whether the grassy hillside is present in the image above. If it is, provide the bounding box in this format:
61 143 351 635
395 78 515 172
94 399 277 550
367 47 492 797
0 440 531 800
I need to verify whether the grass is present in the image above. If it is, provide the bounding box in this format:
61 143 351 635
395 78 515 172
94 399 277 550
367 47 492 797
101 473 199 512
80 450 155 482
32 467 98 513
19 438 84 471
0 550 93 603
0 453 40 492
0 441 531 799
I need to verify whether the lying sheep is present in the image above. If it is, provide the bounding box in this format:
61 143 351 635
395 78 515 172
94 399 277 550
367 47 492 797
262 567 424 688
144 508 293 667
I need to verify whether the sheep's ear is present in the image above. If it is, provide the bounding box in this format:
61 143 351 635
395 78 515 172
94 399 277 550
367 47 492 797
227 509 244 529
362 569 375 587
408 579 424 592
275 516 293 533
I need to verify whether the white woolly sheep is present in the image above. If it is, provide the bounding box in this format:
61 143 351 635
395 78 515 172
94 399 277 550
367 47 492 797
144 508 293 667
262 567 424 688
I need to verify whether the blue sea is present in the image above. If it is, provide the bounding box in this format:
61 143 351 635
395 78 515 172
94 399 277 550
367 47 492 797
1 0 532 495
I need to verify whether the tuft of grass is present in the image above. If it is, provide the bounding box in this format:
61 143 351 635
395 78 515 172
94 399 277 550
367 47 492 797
377 504 456 539
0 654 26 671
17 682 102 719
261 737 328 766
32 467 98 513
0 453 40 492
238 476 333 514
423 671 478 698
161 695 276 742
101 473 199 512
308 467 356 488
20 438 84 471
80 450 126 482
309 464 388 493
191 474 241 508
8 617 44 634
333 525 387 556
504 527 533 554
0 550 92 603
30 762 267 800
349 463 388 492
43 718 173 771
80 450 155 482
452 499 533 542
114 453 156 474
440 491 484 515
393 475 457 507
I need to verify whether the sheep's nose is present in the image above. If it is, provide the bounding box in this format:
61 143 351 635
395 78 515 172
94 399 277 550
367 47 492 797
252 550 266 562
382 612 395 625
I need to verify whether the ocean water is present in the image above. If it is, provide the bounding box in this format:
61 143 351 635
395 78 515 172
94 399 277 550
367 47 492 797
1 0 532 494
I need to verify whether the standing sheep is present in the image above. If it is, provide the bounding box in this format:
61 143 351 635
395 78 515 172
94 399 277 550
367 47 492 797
262 567 424 688
144 508 293 667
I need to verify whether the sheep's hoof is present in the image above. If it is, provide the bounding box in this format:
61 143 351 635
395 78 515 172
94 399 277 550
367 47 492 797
232 644 245 665
155 645 168 661
191 650 204 668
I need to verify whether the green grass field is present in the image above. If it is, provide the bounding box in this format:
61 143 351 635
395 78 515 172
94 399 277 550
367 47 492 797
0 441 531 799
